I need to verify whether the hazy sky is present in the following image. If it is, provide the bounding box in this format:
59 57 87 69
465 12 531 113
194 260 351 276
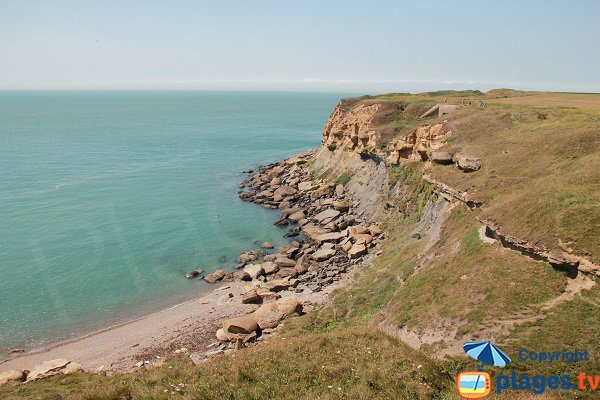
1 0 599 92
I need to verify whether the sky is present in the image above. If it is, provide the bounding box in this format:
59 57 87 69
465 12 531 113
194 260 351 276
1 0 599 93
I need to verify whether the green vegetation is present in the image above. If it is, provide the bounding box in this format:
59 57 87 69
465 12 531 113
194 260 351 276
0 330 451 400
334 170 351 186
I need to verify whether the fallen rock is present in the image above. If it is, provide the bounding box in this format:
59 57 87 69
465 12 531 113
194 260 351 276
311 185 333 199
351 233 373 244
0 370 26 385
348 243 367 259
298 181 314 191
430 151 454 164
262 261 279 275
26 359 82 382
350 225 370 235
312 247 336 261
314 209 341 224
454 154 481 172
241 289 262 304
252 298 303 329
260 242 274 249
288 210 306 222
335 184 345 196
315 231 346 243
231 270 251 281
275 257 296 268
203 269 225 283
261 279 293 292
243 264 264 279
216 328 232 342
223 316 258 335
368 225 383 236
333 201 350 212
239 253 258 263
185 269 204 279
302 224 328 241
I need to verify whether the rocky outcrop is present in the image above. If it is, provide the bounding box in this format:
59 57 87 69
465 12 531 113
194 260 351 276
481 220 600 277
0 369 26 385
322 102 382 153
387 123 453 164
25 359 82 382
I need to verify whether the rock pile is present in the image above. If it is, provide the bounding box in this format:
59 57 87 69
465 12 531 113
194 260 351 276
235 150 383 294
195 150 385 360
0 358 82 385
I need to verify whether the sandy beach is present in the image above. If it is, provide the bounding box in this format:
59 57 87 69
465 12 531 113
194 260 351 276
0 281 258 373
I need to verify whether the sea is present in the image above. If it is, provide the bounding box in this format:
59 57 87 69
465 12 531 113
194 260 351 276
0 91 348 357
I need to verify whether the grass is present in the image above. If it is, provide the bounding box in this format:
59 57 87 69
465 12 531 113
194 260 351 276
0 329 452 400
427 102 600 262
334 171 351 186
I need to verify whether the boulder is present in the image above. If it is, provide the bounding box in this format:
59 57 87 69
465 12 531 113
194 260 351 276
203 269 225 283
223 316 258 335
185 269 204 279
454 154 481 172
275 257 297 268
298 181 314 191
302 224 327 241
315 231 346 243
252 298 303 329
333 201 350 212
429 151 454 164
26 359 82 382
274 267 297 279
295 263 309 275
348 243 367 259
350 225 370 235
288 210 306 222
0 370 26 385
243 264 264 279
335 184 345 196
273 186 297 201
241 289 262 304
314 209 341 224
368 225 383 236
280 207 303 218
262 261 279 275
351 233 373 244
239 253 258 263
216 328 232 341
231 270 251 281
312 247 336 261
261 279 293 292
341 239 353 253
263 254 278 261
260 242 274 249
310 185 333 199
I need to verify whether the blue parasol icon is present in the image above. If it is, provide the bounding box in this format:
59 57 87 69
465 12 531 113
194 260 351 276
463 341 511 367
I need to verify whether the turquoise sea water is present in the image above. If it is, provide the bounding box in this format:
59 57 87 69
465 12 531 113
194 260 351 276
0 91 346 356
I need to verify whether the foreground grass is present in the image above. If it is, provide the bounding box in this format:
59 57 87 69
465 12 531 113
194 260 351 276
0 329 451 400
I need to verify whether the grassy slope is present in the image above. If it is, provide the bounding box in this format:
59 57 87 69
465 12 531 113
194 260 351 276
4 90 598 399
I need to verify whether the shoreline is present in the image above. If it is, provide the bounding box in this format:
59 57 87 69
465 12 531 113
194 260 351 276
0 148 383 377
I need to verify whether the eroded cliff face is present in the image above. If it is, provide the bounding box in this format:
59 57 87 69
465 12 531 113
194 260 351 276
322 101 456 165
321 102 389 153
386 122 454 165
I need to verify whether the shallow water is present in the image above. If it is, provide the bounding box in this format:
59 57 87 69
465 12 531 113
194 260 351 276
0 91 347 355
